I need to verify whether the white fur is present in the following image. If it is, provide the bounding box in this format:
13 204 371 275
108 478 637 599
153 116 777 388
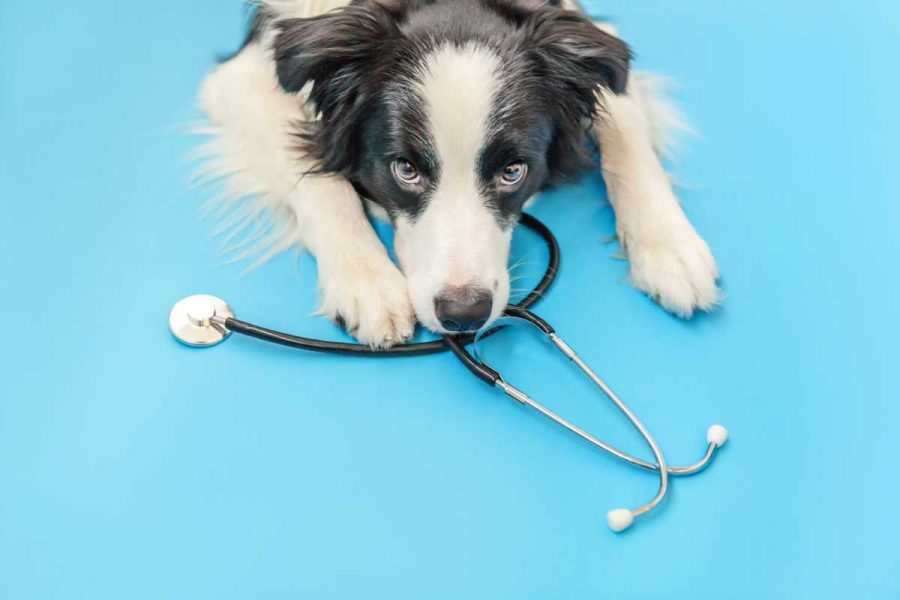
394 44 511 333
588 20 719 316
629 72 695 160
197 39 414 348
595 77 720 317
193 43 303 268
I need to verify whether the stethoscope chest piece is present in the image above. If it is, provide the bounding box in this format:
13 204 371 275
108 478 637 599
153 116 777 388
168 294 234 347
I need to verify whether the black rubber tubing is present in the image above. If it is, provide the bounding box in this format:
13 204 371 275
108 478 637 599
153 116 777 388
222 212 560 357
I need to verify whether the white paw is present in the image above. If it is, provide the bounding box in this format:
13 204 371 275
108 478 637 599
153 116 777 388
625 226 721 318
317 255 416 349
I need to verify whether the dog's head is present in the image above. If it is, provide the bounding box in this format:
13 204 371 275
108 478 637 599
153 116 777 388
273 0 629 333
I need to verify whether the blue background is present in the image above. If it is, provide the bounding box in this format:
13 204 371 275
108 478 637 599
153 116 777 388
1 0 898 597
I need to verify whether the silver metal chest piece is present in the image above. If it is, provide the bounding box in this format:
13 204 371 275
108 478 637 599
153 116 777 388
168 295 234 347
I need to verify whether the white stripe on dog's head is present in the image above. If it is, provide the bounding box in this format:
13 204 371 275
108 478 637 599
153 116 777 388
393 44 510 333
419 44 499 172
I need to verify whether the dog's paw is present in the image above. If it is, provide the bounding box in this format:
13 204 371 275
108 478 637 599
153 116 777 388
625 226 721 318
317 254 416 349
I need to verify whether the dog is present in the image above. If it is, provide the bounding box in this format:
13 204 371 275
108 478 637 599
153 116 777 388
196 0 720 347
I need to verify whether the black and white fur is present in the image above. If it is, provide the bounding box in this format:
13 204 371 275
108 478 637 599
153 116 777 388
197 0 720 347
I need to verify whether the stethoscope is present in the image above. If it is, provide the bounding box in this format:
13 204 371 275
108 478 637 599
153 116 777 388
169 213 728 533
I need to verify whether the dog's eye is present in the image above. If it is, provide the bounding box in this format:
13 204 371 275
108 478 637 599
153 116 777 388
391 159 421 186
499 162 527 186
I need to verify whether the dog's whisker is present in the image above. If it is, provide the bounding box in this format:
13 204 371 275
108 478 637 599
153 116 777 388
507 262 544 277
507 249 540 271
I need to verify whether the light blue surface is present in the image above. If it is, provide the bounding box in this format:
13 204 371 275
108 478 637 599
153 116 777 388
1 0 898 597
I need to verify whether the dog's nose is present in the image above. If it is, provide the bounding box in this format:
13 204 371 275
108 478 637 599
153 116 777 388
434 286 494 332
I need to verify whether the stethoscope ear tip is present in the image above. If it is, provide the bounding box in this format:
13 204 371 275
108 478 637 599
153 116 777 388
607 509 634 533
706 425 729 448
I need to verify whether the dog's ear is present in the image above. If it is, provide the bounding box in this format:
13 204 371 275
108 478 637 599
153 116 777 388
527 9 631 98
273 1 407 173
520 8 631 184
274 1 405 95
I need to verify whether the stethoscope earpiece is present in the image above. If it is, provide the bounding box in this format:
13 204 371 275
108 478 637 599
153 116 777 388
607 509 635 533
707 424 729 447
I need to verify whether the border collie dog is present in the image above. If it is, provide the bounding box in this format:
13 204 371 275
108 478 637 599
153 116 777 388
198 0 720 347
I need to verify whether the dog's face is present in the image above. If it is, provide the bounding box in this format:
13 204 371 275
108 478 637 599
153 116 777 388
274 0 629 333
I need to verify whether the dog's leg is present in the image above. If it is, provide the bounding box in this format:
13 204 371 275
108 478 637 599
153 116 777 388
293 175 416 347
593 65 720 317
198 43 415 347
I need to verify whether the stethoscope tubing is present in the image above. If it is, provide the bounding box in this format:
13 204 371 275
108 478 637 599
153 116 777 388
450 309 727 530
449 308 723 477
